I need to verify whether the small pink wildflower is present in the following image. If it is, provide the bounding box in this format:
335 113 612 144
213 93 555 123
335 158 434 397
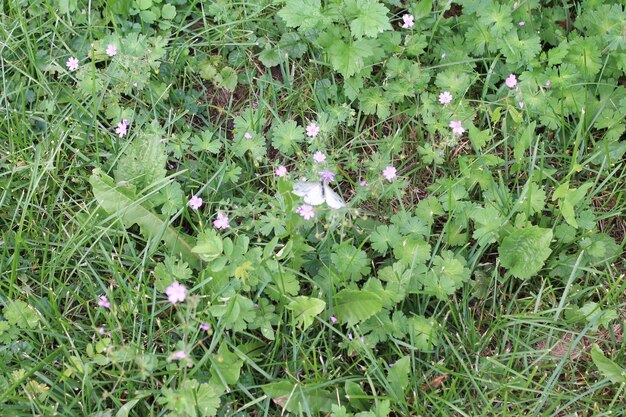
133 82 138 87
106 44 117 57
306 122 320 138
66 56 79 71
213 212 230 230
313 151 326 163
318 170 335 182
449 120 465 135
401 14 414 29
200 323 210 332
244 132 253 139
188 195 203 210
98 327 106 335
330 316 338 324
360 180 368 187
382 166 397 181
296 204 315 220
115 119 129 138
439 91 453 105
518 21 525 26
169 350 187 361
519 101 525 109
348 332 353 340
97 295 111 309
165 281 187 304
505 74 518 88
275 165 288 177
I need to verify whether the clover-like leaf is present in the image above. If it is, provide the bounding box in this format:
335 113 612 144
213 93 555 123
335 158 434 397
345 0 392 39
498 225 553 279
333 289 383 326
287 296 325 330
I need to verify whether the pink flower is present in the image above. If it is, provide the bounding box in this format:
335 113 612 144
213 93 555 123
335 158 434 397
188 195 203 210
313 151 326 163
169 350 187 361
505 74 517 88
66 56 79 71
115 119 129 138
318 170 335 182
401 14 414 29
519 101 525 109
438 91 453 105
449 120 465 135
97 295 111 309
296 204 315 220
275 165 288 177
360 180 368 186
306 122 320 138
98 327 106 335
165 281 187 304
106 44 117 57
518 21 525 26
382 166 397 181
348 332 353 340
213 212 230 229
330 316 338 324
200 323 210 332
244 132 253 139
133 82 138 87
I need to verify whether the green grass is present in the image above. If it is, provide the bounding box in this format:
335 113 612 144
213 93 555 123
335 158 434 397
1 0 625 416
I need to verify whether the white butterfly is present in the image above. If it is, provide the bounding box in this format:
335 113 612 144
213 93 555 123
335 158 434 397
292 181 346 209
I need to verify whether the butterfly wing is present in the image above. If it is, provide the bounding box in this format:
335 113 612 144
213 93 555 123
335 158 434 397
323 183 346 209
293 182 325 206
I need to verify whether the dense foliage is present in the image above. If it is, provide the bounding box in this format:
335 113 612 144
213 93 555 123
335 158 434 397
1 0 624 415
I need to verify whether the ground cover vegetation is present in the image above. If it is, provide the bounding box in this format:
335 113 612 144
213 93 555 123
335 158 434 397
0 0 625 415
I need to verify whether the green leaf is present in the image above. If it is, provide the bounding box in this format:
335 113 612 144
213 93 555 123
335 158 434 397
471 206 503 246
259 46 284 68
270 119 305 155
369 224 401 255
331 245 371 281
326 38 375 78
153 181 184 216
590 344 626 384
114 134 167 192
392 236 430 266
209 294 256 332
279 32 307 59
359 87 390 119
263 380 335 413
468 125 491 149
333 289 383 326
287 296 326 330
345 0 392 39
210 343 243 389
413 0 432 19
161 4 176 19
90 169 201 269
3 300 40 329
387 356 410 397
408 316 438 352
215 67 237 92
136 0 152 10
159 379 220 417
498 225 553 279
191 230 223 262
277 0 324 31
